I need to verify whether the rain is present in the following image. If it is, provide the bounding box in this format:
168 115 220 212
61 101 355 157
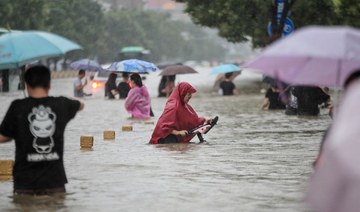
1 1 359 212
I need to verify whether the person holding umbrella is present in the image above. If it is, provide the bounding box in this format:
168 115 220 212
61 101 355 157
158 76 167 97
158 65 197 97
163 75 176 97
105 72 118 99
73 69 91 97
125 73 151 119
117 72 131 99
219 72 237 96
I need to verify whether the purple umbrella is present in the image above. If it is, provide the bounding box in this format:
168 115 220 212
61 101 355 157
244 26 360 88
70 59 103 72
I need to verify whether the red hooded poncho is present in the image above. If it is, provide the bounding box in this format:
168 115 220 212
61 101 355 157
149 82 205 144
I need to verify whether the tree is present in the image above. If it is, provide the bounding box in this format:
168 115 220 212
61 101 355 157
45 0 105 58
0 0 105 68
176 0 344 47
98 9 226 63
337 0 360 28
0 0 226 64
0 0 49 30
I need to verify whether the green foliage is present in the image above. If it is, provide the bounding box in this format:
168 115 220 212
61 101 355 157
291 1 337 27
45 0 105 58
1 0 359 63
99 9 226 63
0 0 49 30
177 0 359 47
337 0 360 28
0 0 226 64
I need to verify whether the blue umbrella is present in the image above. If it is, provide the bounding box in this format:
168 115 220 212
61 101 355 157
210 64 241 75
0 30 82 70
70 59 103 72
0 28 21 35
0 28 7 34
106 59 158 74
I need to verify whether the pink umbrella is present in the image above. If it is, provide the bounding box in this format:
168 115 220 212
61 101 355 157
244 26 360 88
305 80 360 212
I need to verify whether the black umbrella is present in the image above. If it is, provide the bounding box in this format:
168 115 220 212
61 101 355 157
159 65 198 76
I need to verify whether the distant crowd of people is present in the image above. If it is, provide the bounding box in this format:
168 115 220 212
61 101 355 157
210 71 331 117
260 78 331 117
74 71 131 99
74 69 153 118
0 65 214 196
1 63 356 200
104 72 131 99
74 68 332 118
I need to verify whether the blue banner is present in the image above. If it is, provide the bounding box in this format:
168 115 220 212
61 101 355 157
268 0 294 37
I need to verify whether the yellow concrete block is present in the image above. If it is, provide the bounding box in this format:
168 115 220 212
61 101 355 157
122 125 133 132
0 160 14 176
103 131 115 140
80 136 94 148
80 147 93 151
144 121 154 125
0 175 12 181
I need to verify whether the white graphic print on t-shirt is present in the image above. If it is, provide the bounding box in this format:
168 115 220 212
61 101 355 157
27 105 59 161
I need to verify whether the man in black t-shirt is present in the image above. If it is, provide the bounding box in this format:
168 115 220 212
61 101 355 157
292 86 330 116
117 72 131 99
219 72 238 96
261 85 286 110
0 65 84 195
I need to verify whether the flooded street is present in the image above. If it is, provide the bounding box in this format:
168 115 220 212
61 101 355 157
0 67 331 212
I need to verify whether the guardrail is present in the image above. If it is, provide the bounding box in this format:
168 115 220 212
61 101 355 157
51 70 78 79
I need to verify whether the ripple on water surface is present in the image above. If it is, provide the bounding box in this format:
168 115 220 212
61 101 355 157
0 77 330 212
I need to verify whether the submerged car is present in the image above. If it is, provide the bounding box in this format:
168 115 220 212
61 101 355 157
88 70 120 97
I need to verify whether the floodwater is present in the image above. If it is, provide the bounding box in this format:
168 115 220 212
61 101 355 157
0 67 331 212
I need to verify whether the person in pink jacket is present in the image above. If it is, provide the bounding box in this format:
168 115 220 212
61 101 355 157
125 73 151 119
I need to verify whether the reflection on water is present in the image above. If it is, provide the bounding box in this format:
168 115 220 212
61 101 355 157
11 193 66 211
0 76 331 212
155 143 201 153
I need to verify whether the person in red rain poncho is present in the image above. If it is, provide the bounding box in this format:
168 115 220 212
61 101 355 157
149 82 210 144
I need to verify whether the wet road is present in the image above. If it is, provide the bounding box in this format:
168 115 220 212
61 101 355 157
0 68 331 212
